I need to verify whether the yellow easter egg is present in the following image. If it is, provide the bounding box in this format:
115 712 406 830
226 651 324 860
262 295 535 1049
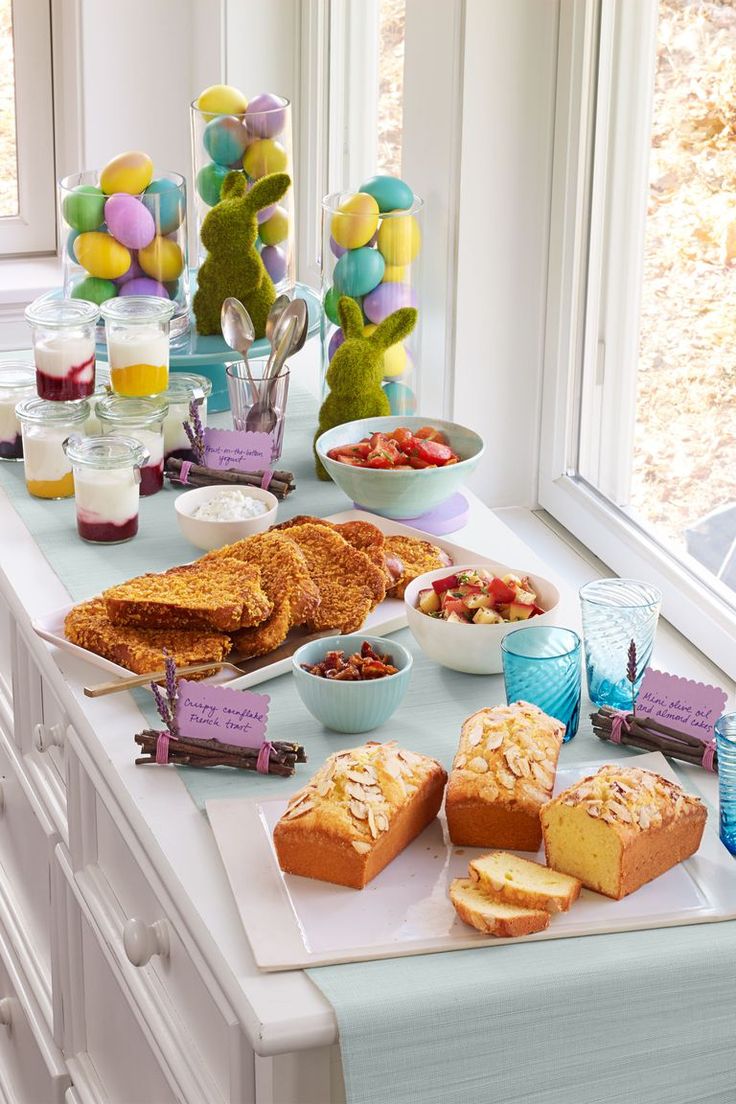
138 236 184 282
243 139 288 179
100 151 154 196
363 323 408 378
73 231 131 280
331 193 380 250
259 207 289 246
196 83 248 121
377 214 421 266
382 265 408 283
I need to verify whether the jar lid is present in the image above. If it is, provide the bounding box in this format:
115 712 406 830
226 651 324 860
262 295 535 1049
15 396 90 425
0 363 36 396
100 296 176 325
96 395 168 427
161 371 213 401
24 297 100 328
63 433 148 469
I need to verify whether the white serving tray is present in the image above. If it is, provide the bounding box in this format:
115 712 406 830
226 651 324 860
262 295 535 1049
206 752 736 971
30 510 511 689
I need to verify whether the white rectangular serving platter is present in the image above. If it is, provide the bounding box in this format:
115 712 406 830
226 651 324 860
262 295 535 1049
30 510 508 689
206 752 736 971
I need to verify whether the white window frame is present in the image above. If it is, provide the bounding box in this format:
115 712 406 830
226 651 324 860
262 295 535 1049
539 0 736 678
0 0 56 255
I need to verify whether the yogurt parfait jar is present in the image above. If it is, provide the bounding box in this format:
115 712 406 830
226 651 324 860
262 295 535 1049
24 298 99 401
0 364 36 460
16 397 90 499
159 372 212 463
100 296 175 397
63 434 148 544
96 395 167 496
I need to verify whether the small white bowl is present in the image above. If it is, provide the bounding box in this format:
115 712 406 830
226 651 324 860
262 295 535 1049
404 562 561 675
174 484 278 551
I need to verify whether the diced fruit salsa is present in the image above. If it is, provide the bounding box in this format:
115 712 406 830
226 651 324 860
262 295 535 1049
301 641 399 680
417 569 544 625
326 426 460 470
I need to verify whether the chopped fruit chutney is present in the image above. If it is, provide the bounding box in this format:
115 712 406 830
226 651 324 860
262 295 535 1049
301 640 399 680
326 426 460 470
417 569 544 625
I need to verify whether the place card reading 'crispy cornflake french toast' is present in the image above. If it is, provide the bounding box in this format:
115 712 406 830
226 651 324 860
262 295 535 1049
203 427 272 471
176 679 270 748
636 668 728 741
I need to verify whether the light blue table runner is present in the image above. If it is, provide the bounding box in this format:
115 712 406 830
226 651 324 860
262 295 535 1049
2 379 735 1104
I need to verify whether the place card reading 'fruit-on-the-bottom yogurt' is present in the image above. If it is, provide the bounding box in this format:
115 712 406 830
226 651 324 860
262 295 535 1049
203 427 272 472
176 679 270 748
636 669 728 741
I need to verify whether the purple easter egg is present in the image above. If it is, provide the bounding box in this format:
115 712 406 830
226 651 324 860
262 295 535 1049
119 276 170 298
328 328 345 360
363 281 417 324
245 93 287 139
261 245 287 284
330 235 347 259
257 203 277 225
115 256 144 286
104 193 156 250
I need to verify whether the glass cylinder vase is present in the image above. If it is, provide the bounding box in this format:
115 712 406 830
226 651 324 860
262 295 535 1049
320 191 424 416
716 713 736 856
189 96 295 294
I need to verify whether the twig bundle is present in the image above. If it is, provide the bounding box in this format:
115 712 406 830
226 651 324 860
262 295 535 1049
165 457 295 499
591 706 717 771
134 730 307 775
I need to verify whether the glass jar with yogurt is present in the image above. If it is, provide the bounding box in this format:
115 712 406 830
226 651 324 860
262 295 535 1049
159 372 213 463
63 434 148 544
96 395 167 496
100 296 175 397
15 397 90 499
0 364 36 461
24 298 99 401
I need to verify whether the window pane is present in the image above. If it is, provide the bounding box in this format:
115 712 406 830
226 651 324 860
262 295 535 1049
377 0 405 176
0 0 19 219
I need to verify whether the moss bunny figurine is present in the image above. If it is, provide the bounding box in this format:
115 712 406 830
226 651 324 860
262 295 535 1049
315 295 417 480
193 170 290 338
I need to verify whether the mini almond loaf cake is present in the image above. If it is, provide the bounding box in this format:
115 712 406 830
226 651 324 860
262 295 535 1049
446 703 565 850
273 741 447 889
540 764 707 899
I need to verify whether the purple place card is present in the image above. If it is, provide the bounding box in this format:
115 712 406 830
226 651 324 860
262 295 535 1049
203 427 272 471
636 668 728 741
176 680 270 748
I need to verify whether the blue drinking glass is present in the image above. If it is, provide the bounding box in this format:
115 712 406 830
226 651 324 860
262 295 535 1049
579 579 661 710
501 626 582 742
716 713 736 856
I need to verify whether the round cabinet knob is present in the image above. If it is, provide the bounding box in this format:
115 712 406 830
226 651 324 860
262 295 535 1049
123 918 170 967
33 722 65 752
0 997 12 1028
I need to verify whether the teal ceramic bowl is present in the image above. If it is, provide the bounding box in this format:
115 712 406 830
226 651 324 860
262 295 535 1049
291 634 412 733
315 416 485 519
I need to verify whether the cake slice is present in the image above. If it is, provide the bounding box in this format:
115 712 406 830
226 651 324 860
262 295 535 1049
468 852 581 913
450 878 550 937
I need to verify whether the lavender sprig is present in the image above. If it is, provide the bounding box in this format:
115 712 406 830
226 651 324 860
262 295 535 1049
150 681 174 732
626 639 638 714
149 650 180 737
182 399 206 465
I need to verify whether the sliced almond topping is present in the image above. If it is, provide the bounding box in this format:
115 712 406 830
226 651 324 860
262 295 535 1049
466 720 484 748
349 800 368 820
504 748 524 777
375 812 389 832
352 840 371 854
316 776 334 797
367 806 378 839
523 784 549 804
587 804 601 818
346 781 367 801
454 754 467 770
468 755 489 773
607 800 633 823
284 800 314 819
384 756 403 779
484 730 504 751
347 769 369 784
398 749 422 767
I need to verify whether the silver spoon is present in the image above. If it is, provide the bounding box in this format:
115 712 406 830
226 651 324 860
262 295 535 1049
265 293 291 348
221 298 258 401
246 305 301 434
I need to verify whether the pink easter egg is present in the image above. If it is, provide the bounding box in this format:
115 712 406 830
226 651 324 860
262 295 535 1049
104 193 156 250
119 276 170 298
363 281 417 324
261 245 287 284
245 92 287 139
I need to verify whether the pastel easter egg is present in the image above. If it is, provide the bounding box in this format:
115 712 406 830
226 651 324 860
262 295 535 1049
104 193 156 250
67 229 81 262
245 92 286 138
100 151 154 196
71 276 117 306
382 264 408 283
378 214 421 266
203 116 250 167
259 206 289 246
119 276 170 298
359 174 414 213
196 162 229 207
143 178 185 235
363 281 417 324
329 235 346 259
334 247 385 298
363 324 408 378
164 278 180 299
324 286 341 326
256 203 276 224
243 139 288 179
74 231 131 280
63 184 106 232
328 328 344 360
261 245 287 284
138 236 184 282
196 84 248 120
331 193 380 250
383 380 417 415
115 256 144 286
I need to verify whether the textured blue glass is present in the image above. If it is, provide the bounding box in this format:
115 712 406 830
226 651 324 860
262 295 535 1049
716 713 736 856
501 627 581 742
579 579 661 710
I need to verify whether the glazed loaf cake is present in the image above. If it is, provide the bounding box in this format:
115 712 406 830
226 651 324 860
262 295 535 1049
446 703 565 850
273 741 447 889
540 764 707 899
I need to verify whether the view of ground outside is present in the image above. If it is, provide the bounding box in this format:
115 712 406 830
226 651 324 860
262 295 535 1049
631 0 736 574
0 0 18 217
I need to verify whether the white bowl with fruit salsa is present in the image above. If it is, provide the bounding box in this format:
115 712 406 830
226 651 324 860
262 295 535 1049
404 563 560 675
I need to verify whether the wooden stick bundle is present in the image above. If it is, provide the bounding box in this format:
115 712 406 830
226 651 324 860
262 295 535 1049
134 729 307 776
591 706 717 771
165 457 296 499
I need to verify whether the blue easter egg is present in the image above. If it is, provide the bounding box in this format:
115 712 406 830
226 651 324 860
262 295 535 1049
334 247 384 298
383 380 417 415
67 228 81 262
196 162 230 207
203 116 250 167
143 178 185 235
363 281 417 324
359 175 414 213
